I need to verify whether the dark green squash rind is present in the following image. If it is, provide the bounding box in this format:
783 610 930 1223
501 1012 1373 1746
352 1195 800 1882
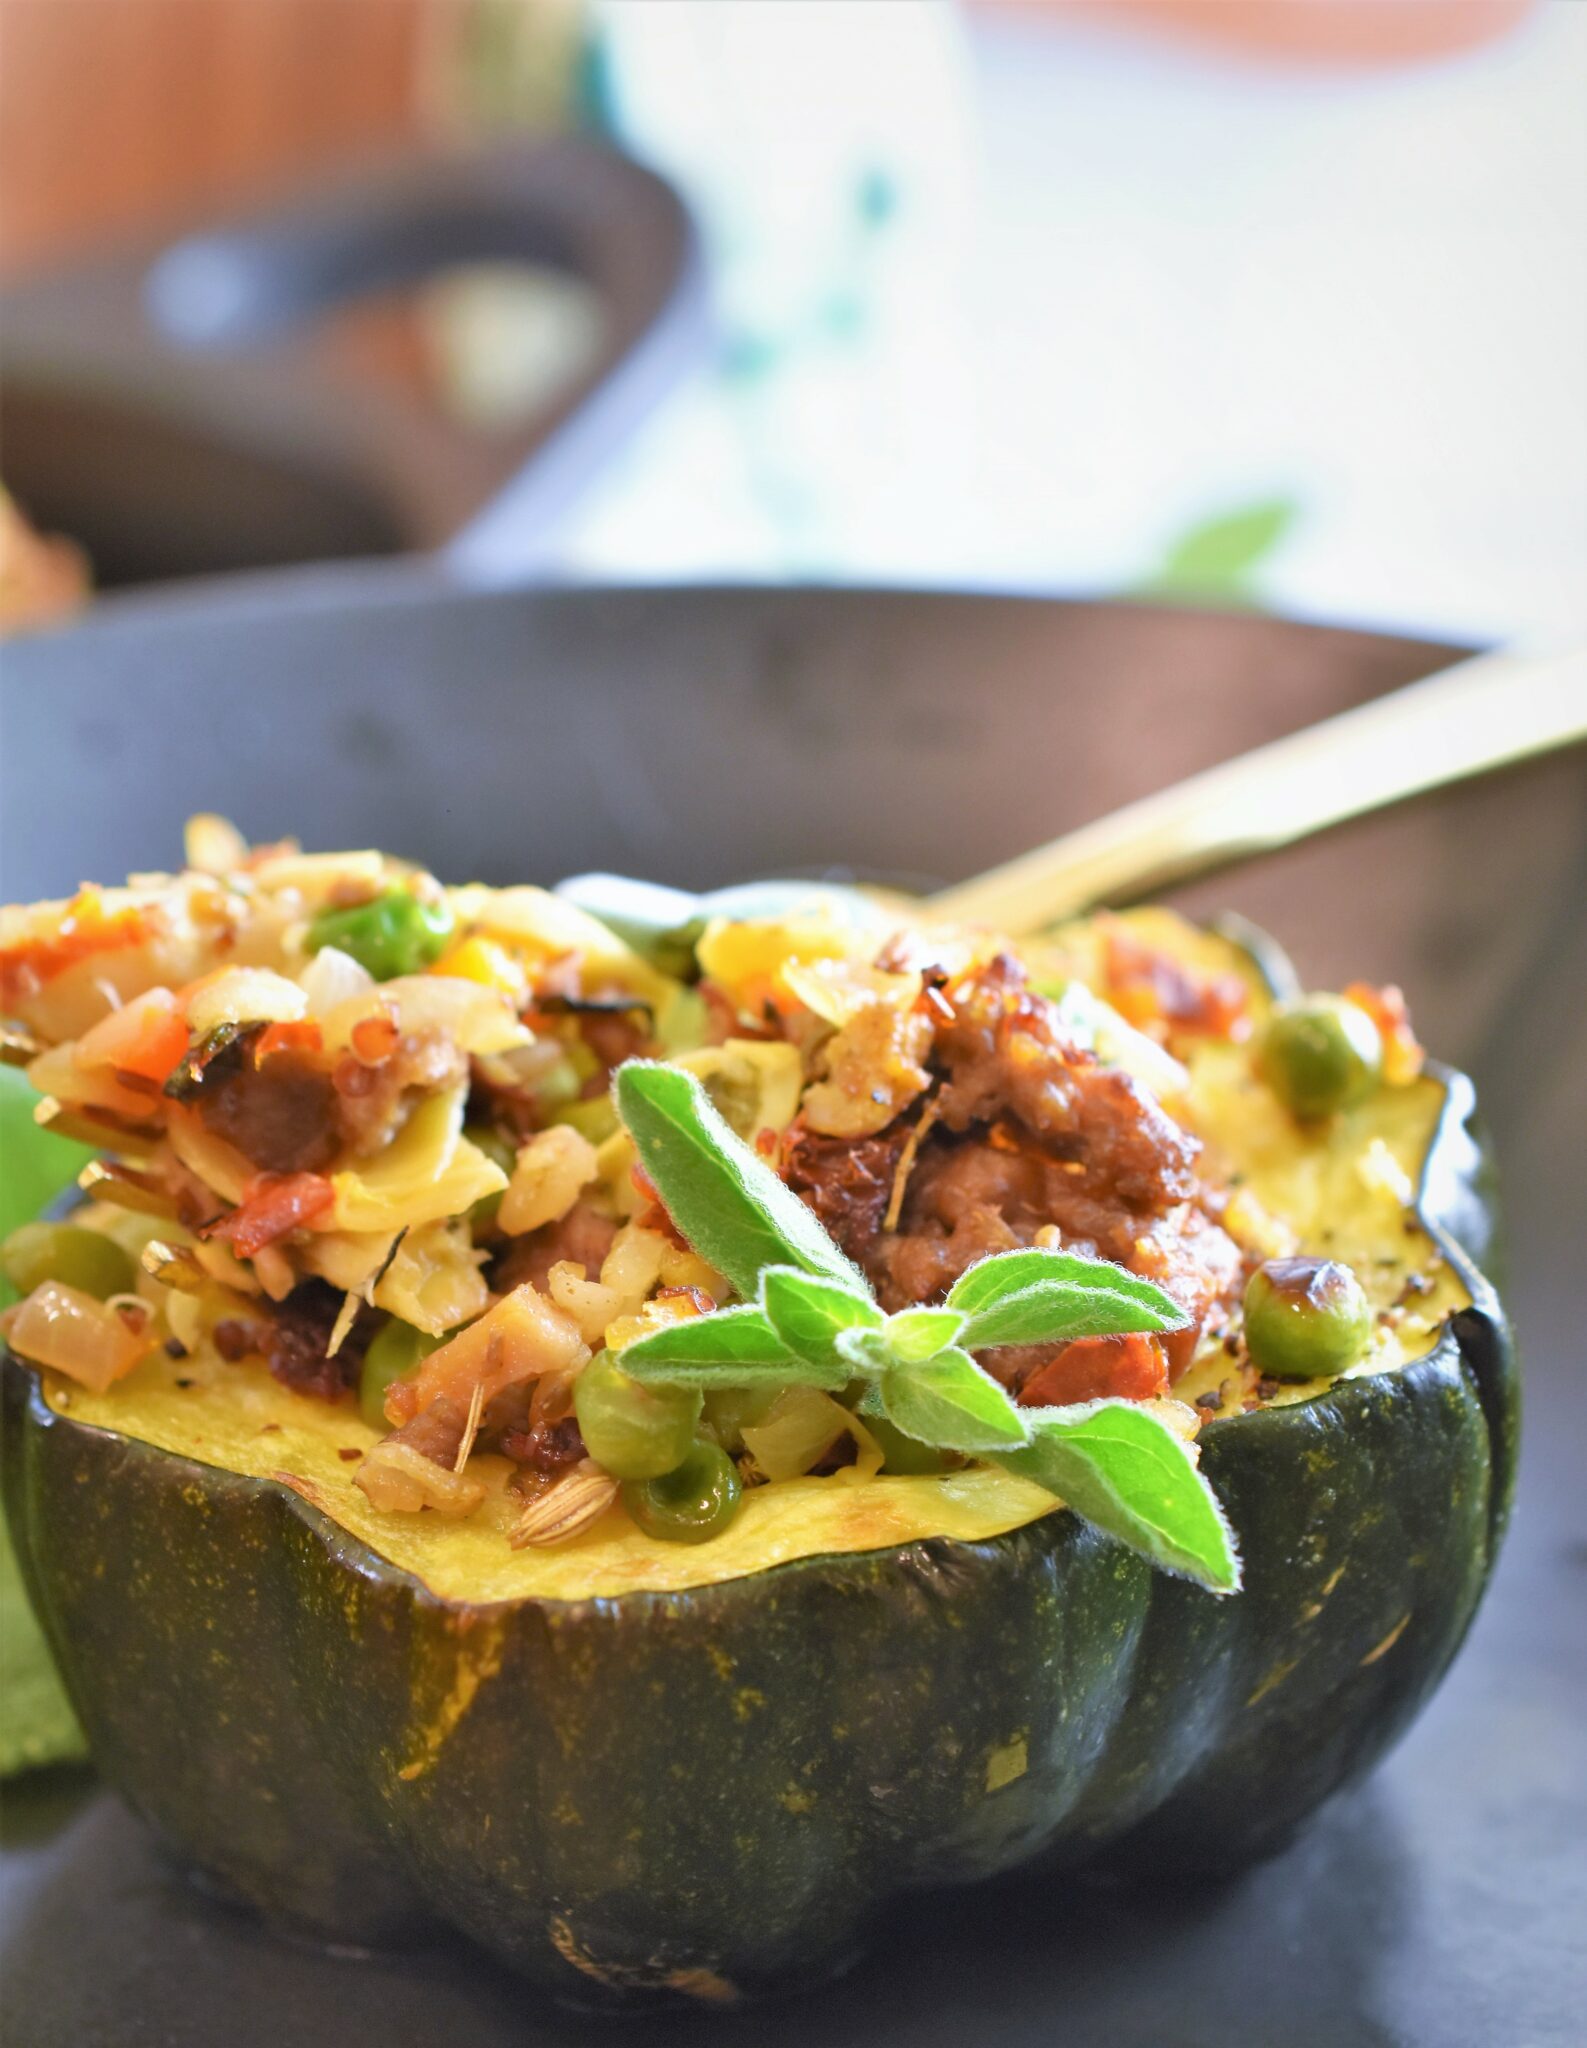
0 961 1517 2007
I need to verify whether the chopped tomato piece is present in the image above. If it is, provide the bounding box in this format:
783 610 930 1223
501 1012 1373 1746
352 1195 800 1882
200 1172 335 1259
1017 1332 1170 1408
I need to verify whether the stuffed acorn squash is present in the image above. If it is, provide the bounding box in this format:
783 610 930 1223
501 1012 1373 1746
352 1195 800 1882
0 826 1514 2007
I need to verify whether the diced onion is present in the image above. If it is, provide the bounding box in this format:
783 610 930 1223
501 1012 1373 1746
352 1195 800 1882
299 945 375 1017
184 967 307 1038
742 1388 883 1484
499 1125 599 1236
353 1441 485 1516
318 975 528 1059
548 1225 669 1348
547 1261 622 1347
183 814 250 876
7 1281 152 1390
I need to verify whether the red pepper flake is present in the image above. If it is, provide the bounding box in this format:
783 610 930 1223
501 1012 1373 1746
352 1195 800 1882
630 1162 689 1250
200 1172 335 1258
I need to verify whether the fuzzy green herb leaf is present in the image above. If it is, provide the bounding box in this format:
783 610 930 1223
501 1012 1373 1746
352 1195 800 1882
615 1063 865 1300
881 1349 1031 1454
996 1402 1240 1593
834 1326 894 1377
618 1304 802 1386
760 1267 881 1376
882 1305 968 1364
948 1248 1187 1351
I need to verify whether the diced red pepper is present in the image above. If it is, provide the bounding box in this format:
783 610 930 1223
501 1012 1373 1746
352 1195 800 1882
74 987 190 1086
253 1019 325 1063
0 891 163 1003
1017 1332 1171 1408
200 1172 335 1258
1343 980 1424 1084
1102 924 1251 1042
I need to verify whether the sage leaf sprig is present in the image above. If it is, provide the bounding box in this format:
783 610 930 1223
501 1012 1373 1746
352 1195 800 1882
613 1062 1240 1593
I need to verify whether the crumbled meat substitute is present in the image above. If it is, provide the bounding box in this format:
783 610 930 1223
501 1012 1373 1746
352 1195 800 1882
783 951 1243 1387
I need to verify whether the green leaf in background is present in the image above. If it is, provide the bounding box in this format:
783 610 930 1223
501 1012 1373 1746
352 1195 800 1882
615 1062 865 1299
1135 496 1299 609
0 1064 92 1774
620 1304 801 1385
998 1401 1241 1593
881 1349 1031 1454
948 1248 1187 1351
760 1266 880 1375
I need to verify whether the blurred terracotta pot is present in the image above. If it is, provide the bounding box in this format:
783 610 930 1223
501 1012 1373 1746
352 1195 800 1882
0 0 464 277
991 0 1536 66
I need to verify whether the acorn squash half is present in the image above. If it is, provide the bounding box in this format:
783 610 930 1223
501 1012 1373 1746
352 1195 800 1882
0 919 1516 2008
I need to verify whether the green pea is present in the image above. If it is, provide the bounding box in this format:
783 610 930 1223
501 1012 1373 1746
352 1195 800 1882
864 1414 952 1476
359 1317 442 1431
1243 1257 1371 1382
465 1123 519 1230
701 1383 784 1452
624 1440 742 1543
1 1222 137 1302
574 1350 701 1480
1259 996 1383 1120
306 887 454 981
529 1054 583 1116
551 1096 618 1145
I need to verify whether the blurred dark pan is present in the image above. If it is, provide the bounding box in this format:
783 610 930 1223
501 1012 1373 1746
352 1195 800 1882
2 578 1582 2046
0 140 705 591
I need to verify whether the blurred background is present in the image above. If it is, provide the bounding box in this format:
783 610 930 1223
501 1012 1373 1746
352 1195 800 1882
2 0 1583 643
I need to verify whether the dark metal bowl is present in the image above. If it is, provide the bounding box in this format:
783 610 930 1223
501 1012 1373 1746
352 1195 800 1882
1 581 1581 2048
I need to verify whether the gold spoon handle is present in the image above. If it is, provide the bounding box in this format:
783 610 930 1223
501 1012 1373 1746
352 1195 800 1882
928 643 1587 934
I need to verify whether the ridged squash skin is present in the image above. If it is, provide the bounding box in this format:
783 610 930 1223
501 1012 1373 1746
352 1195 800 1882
0 943 1516 2008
